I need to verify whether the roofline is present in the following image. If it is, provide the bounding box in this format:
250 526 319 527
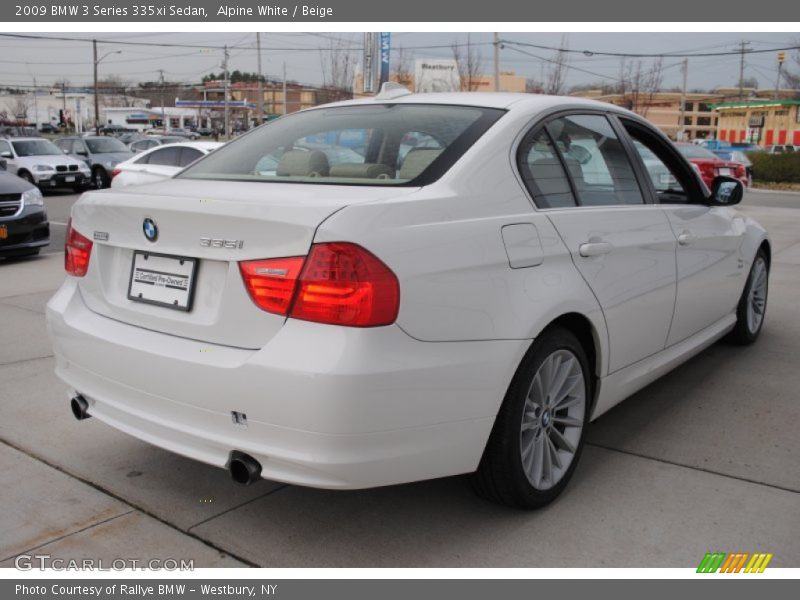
711 99 800 109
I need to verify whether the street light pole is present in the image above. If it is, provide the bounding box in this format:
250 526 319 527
223 45 230 140
93 44 122 136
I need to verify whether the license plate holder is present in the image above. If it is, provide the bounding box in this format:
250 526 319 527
65 176 75 182
127 251 198 312
718 167 732 176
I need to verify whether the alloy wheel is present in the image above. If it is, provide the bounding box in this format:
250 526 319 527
747 257 768 334
519 349 586 491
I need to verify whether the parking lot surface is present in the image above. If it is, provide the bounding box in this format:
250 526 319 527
1 190 798 568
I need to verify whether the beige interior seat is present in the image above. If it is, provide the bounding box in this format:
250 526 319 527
329 163 395 179
276 150 330 177
399 148 443 180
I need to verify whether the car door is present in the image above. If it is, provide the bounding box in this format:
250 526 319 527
520 113 677 373
620 118 746 346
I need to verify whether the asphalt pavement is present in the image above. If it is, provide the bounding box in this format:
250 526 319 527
0 188 798 568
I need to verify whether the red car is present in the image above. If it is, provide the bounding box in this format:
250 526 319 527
676 143 749 189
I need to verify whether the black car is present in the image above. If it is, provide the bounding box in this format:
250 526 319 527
39 124 60 134
0 163 49 258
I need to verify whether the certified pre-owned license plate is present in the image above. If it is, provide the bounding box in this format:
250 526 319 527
128 251 198 311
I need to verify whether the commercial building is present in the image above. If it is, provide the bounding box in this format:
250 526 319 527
570 90 724 140
712 99 800 146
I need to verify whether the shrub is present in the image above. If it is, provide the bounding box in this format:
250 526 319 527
747 152 800 183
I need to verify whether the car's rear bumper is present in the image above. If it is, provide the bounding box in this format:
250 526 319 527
46 279 526 489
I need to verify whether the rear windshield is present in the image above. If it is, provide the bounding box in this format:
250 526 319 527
179 104 505 186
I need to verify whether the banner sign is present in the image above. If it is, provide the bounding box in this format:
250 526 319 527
414 59 460 93
379 32 391 86
363 32 376 94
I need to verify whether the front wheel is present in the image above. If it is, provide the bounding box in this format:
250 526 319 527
92 167 110 189
472 327 590 509
728 248 769 345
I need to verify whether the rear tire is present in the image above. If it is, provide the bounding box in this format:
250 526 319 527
472 326 590 509
728 248 769 345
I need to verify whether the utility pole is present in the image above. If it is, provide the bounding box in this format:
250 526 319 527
32 77 38 130
493 32 500 92
93 39 100 135
158 70 166 133
678 58 689 141
256 33 264 126
775 51 786 100
282 62 287 115
223 45 230 139
61 81 68 132
738 40 751 101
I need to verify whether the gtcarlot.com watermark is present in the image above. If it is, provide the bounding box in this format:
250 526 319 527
14 554 194 571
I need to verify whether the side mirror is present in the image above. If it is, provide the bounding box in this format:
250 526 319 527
76 150 88 156
62 148 70 154
0 151 12 159
709 176 743 206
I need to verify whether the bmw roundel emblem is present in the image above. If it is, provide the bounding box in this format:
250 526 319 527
143 218 158 242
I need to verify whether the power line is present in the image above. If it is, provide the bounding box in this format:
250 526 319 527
502 39 800 59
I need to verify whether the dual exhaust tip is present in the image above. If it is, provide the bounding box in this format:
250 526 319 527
69 395 262 486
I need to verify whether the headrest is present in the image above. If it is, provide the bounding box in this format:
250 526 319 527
276 150 329 177
399 148 443 180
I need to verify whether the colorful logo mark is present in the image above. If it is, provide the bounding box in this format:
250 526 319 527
697 552 773 573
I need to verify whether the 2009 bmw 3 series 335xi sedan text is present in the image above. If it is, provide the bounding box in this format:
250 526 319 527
46 86 770 508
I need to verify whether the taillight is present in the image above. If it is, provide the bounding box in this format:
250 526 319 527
64 218 93 277
735 164 746 178
239 256 305 316
239 243 400 327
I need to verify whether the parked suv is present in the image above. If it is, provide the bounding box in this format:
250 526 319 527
0 137 90 192
55 136 133 189
0 162 49 258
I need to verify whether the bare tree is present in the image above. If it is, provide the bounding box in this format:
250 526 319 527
544 35 570 95
526 78 544 94
98 75 134 107
616 57 664 117
5 95 32 124
783 45 800 97
319 36 356 100
392 46 414 88
452 34 483 91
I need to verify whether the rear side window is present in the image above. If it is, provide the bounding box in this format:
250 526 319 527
547 115 644 206
177 147 204 167
146 146 181 166
179 104 505 186
518 130 577 208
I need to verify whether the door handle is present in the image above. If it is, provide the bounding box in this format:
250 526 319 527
678 231 696 246
579 241 613 257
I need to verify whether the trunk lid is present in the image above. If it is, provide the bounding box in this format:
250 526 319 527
71 178 417 349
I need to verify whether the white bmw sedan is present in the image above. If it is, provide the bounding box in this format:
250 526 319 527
47 89 769 508
111 141 223 188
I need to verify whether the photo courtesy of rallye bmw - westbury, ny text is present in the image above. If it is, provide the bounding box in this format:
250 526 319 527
1 0 799 596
